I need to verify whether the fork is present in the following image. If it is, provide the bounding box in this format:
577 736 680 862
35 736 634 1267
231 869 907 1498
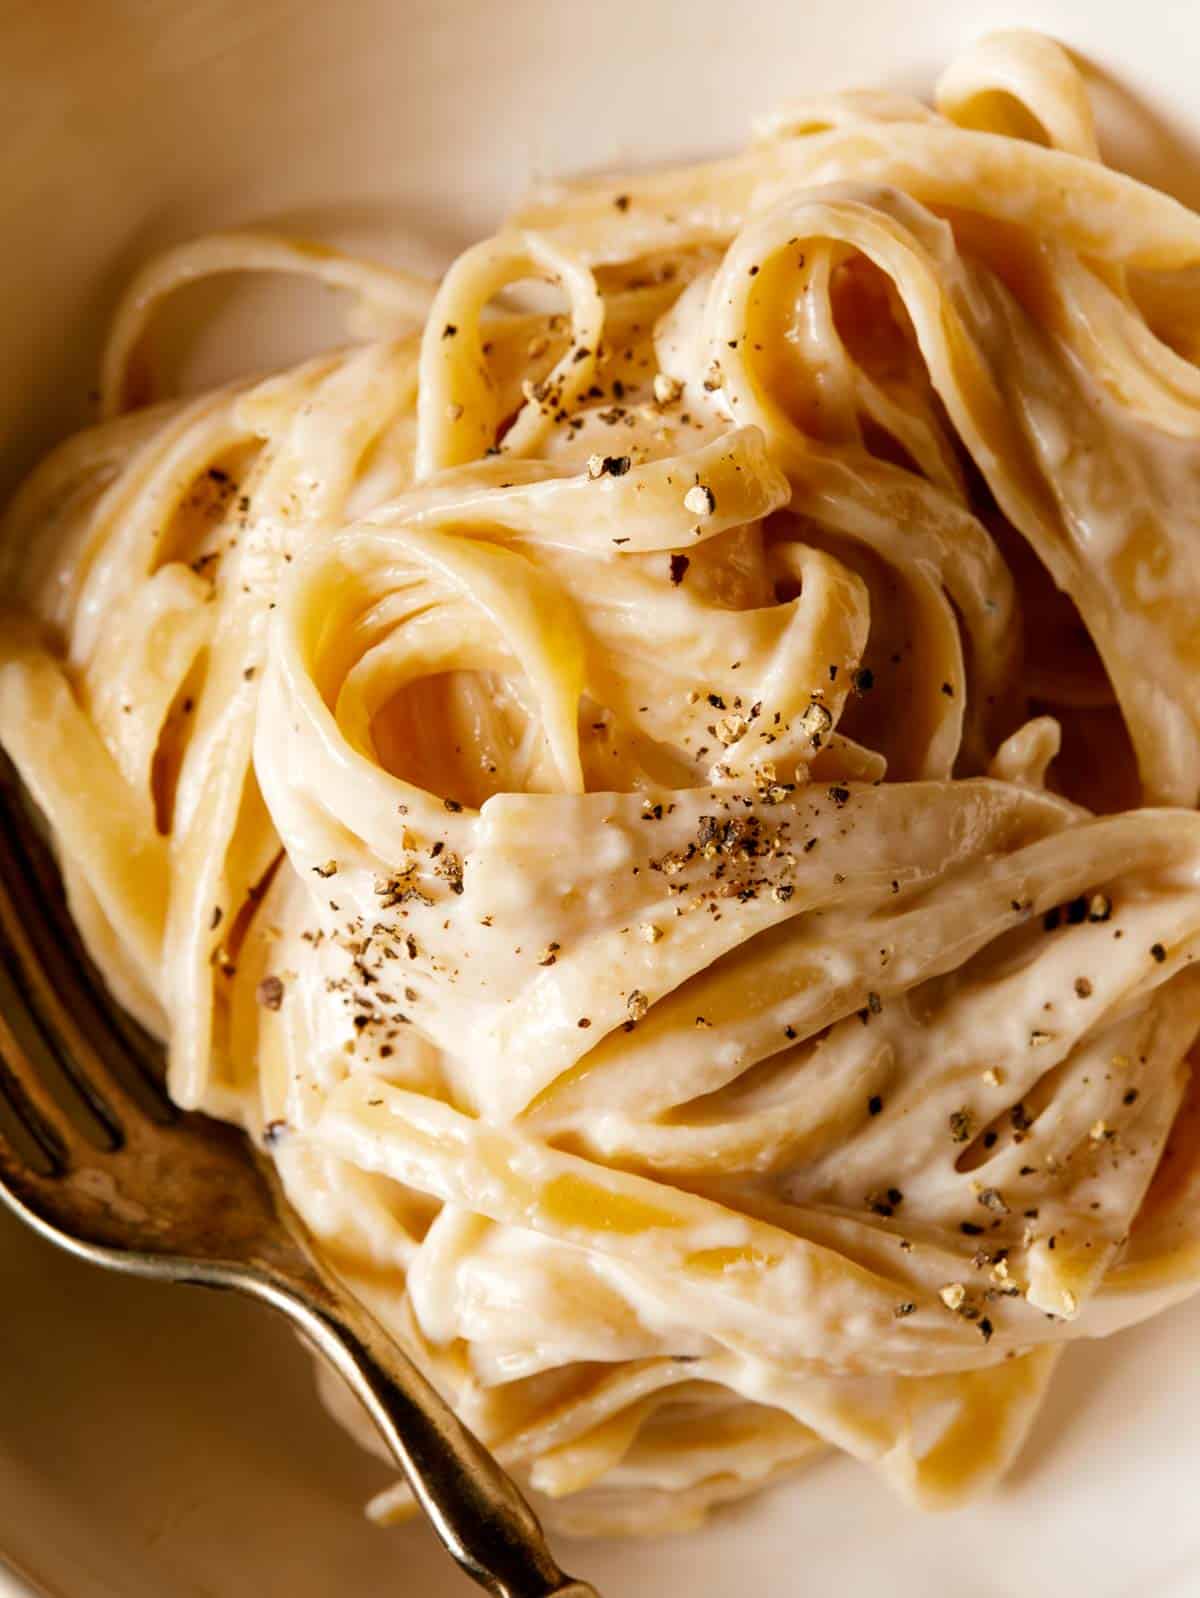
0 753 598 1598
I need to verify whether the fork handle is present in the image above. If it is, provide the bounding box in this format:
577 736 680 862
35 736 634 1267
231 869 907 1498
253 1270 599 1598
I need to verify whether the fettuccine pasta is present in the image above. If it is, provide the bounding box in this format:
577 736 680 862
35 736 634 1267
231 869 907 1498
4 29 1200 1535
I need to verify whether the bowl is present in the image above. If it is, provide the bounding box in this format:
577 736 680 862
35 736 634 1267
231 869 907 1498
4 1 1200 1593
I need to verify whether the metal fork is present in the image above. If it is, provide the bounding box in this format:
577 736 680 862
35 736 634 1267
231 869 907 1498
0 753 598 1598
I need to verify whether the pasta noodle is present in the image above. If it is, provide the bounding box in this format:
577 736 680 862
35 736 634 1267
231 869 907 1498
4 28 1200 1535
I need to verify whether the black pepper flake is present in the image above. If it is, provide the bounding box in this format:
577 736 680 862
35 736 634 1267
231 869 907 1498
209 906 223 931
435 849 465 895
707 693 726 709
893 1302 916 1318
1011 1103 1032 1132
1151 942 1167 963
444 798 463 812
256 975 285 1011
940 681 954 696
262 1118 288 1147
578 1017 592 1029
868 1095 884 1117
1123 1088 1139 1105
852 667 874 694
601 453 631 476
614 193 630 212
442 323 457 338
1074 976 1093 998
827 785 850 807
978 1316 994 1343
669 553 690 585
960 1221 984 1236
784 1025 798 1040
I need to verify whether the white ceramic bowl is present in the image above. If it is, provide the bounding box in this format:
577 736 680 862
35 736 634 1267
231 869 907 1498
4 2 1200 1593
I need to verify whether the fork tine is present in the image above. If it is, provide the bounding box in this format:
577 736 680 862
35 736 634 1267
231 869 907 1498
0 1050 68 1176
5 779 172 1095
0 906 118 1161
0 918 125 1146
0 768 174 1137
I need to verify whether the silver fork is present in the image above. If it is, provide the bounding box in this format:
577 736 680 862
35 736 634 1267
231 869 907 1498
0 754 598 1598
